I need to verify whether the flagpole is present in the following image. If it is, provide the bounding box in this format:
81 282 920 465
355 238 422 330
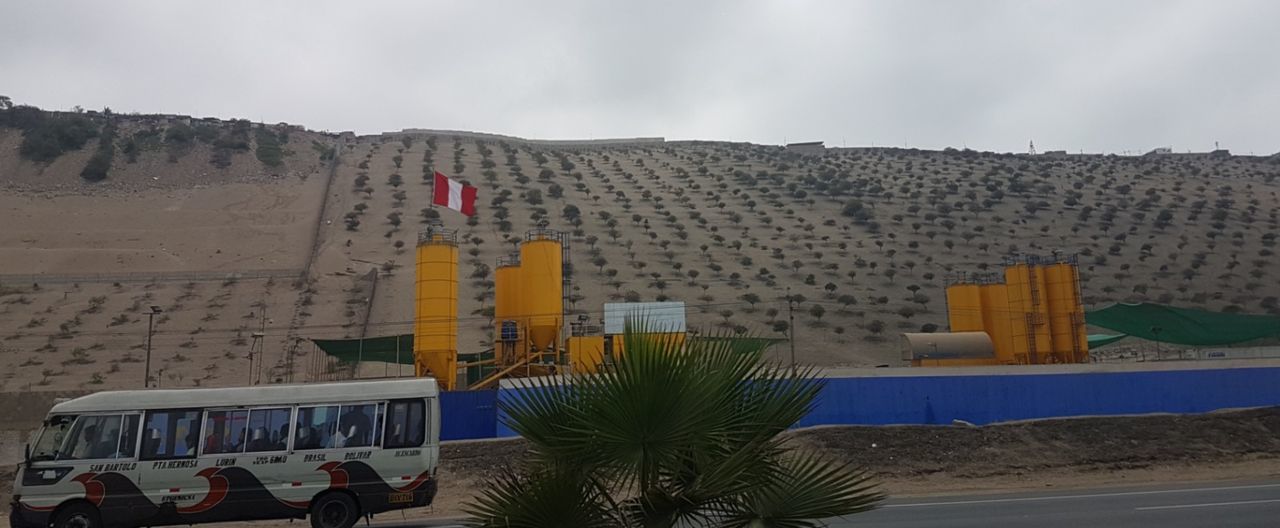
429 167 437 211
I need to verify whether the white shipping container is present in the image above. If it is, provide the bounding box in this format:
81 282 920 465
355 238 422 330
604 302 686 334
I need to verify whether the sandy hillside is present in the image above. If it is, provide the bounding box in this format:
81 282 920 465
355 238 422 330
2 108 1280 391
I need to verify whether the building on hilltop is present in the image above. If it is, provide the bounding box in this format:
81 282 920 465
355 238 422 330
785 141 825 155
1145 147 1173 156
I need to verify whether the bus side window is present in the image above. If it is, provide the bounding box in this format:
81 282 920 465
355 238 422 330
383 399 425 449
141 410 202 460
294 406 339 451
203 410 249 455
246 408 291 452
336 404 377 448
63 415 123 460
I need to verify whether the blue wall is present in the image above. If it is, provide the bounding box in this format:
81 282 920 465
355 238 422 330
449 367 1280 440
796 367 1280 428
439 389 497 441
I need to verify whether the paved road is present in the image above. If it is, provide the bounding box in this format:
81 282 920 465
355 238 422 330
397 479 1280 528
839 480 1280 527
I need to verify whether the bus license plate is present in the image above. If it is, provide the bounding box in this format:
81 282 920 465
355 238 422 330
389 492 413 504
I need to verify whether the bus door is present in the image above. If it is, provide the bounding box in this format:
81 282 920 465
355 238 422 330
137 409 203 521
371 399 432 509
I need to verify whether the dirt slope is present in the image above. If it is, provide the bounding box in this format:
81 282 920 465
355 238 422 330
2 113 1280 390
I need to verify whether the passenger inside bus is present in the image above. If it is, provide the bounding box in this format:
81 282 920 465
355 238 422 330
94 427 118 459
247 428 272 451
338 406 374 447
276 423 290 450
142 428 161 458
69 424 97 459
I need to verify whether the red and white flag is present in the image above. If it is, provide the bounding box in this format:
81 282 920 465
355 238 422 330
432 171 477 217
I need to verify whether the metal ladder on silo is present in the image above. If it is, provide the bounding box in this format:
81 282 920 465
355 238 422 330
1025 264 1046 364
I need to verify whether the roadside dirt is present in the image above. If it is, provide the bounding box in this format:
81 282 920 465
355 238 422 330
4 408 1279 522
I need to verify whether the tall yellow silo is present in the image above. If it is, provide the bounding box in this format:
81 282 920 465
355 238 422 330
980 283 1015 364
1004 260 1052 364
414 226 458 391
1044 260 1088 363
494 255 522 365
945 283 985 332
519 229 564 358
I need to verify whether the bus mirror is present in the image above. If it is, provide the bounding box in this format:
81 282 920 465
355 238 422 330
24 443 31 467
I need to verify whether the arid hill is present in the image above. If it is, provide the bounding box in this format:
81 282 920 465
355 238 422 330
2 104 1279 391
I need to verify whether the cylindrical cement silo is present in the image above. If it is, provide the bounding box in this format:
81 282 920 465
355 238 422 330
1044 259 1088 363
1004 258 1052 364
945 283 985 333
414 225 458 390
519 229 564 357
494 254 522 365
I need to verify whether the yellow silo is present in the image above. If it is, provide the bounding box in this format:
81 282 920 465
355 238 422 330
1004 261 1051 364
494 255 522 365
980 284 1015 364
519 229 564 358
945 283 985 332
414 226 458 391
1044 261 1088 363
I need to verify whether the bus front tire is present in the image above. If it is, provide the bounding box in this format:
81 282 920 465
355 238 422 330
310 492 359 528
51 502 100 528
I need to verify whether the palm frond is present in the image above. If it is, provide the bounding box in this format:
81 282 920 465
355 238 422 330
463 465 620 528
717 451 884 528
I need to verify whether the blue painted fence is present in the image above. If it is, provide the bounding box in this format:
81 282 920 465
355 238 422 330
439 389 497 441
796 367 1280 428
441 366 1280 441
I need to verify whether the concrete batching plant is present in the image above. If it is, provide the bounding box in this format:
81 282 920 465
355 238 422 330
905 254 1087 366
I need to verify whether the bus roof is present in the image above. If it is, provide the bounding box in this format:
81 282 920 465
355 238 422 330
48 378 439 415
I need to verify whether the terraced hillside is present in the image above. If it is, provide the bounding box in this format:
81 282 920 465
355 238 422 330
2 106 1279 391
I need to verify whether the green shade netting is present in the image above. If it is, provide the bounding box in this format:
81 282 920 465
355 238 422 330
1087 334 1128 348
1086 303 1280 346
312 334 414 365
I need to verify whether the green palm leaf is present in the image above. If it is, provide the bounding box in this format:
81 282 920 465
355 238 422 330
470 319 884 527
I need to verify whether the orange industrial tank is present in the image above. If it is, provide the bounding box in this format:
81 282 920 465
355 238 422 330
494 254 522 364
1004 260 1052 364
979 283 1015 364
1044 260 1088 363
519 229 564 355
945 283 985 332
414 225 458 390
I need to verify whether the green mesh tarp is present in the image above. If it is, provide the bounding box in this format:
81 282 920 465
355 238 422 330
1086 303 1280 346
1087 334 1128 348
312 334 414 365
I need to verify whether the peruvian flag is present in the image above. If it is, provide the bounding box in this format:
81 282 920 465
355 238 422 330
432 171 477 216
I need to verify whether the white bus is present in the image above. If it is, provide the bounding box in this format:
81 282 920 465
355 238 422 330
11 378 440 528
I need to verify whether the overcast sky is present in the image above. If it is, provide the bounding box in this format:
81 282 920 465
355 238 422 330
2 0 1277 154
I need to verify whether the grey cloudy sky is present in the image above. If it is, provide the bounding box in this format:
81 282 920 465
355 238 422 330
2 0 1277 154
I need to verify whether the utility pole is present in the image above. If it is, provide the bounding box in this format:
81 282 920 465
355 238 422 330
786 287 796 374
144 306 162 388
248 331 265 386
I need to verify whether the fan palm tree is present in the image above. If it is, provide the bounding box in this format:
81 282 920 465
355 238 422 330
465 323 883 527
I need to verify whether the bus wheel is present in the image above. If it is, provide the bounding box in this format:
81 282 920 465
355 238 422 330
310 492 359 528
52 502 100 528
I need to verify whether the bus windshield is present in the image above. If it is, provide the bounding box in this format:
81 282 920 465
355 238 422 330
29 415 75 462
